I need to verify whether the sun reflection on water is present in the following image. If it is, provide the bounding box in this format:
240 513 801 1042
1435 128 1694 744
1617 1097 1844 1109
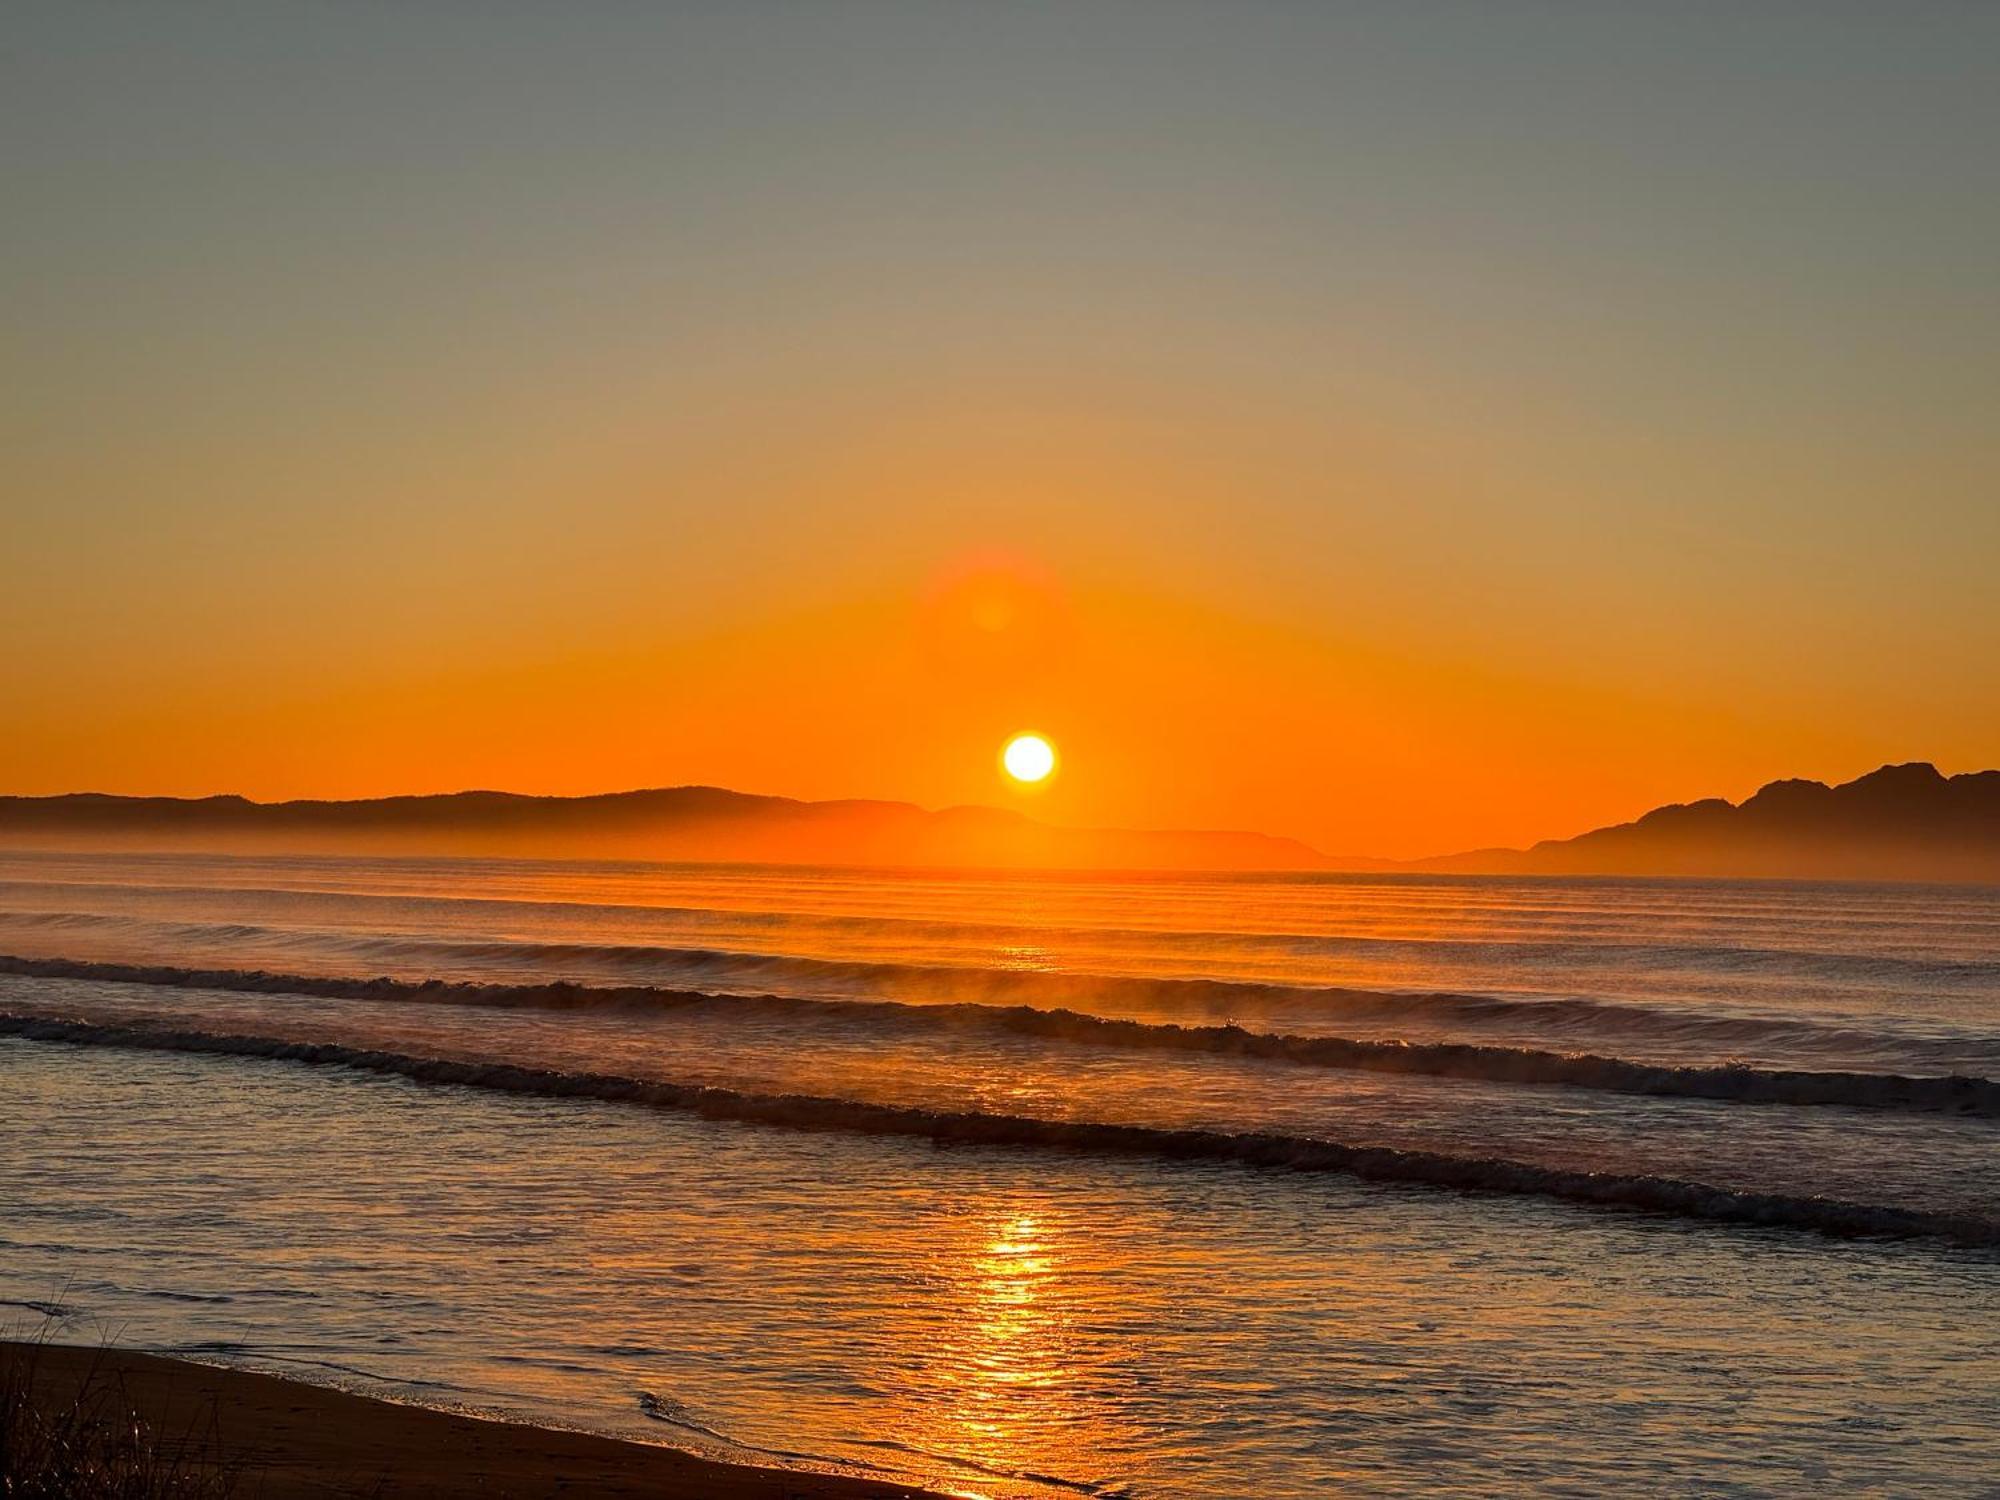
993 945 1058 972
877 1203 1143 1499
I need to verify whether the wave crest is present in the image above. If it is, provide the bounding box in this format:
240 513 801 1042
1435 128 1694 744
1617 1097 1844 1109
3 1012 1993 1249
4 953 1994 1117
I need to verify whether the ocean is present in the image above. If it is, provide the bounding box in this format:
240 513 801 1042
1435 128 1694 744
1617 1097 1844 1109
2 850 1996 1497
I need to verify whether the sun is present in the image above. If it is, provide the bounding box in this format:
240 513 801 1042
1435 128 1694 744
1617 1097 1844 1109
1001 732 1057 785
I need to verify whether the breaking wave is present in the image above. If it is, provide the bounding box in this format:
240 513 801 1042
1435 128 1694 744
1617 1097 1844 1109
4 953 1993 1116
2 1012 1993 1249
4 926 1980 1067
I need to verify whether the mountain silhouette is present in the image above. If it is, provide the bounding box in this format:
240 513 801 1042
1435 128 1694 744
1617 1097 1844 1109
0 786 1334 872
1420 763 2000 882
4 763 1995 880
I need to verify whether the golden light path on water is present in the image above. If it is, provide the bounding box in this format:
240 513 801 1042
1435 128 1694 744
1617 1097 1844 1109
888 1206 1124 1498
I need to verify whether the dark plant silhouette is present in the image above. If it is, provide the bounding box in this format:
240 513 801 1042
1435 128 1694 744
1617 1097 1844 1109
0 1329 236 1499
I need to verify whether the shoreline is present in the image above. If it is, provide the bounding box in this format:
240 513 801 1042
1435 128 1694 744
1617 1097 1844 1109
1 1341 951 1499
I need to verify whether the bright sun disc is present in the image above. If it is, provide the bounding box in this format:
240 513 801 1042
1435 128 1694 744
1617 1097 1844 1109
1002 733 1057 784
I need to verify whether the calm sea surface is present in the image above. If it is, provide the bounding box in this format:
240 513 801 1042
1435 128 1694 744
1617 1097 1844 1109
2 851 1997 1496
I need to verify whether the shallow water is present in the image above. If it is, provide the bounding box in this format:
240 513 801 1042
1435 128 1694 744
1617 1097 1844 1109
2 852 1997 1495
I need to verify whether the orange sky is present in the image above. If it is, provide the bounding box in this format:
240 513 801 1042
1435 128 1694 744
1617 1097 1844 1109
4 5 1996 858
4 514 1984 858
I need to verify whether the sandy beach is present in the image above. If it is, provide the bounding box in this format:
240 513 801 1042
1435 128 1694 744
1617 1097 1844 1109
2 1341 948 1499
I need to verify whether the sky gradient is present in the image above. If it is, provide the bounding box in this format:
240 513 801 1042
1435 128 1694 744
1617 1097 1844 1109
5 2 1997 857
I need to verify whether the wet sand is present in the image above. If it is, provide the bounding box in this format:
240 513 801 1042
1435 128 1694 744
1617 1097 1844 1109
3 1341 948 1499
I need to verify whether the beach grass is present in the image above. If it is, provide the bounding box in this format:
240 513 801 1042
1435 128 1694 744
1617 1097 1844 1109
1 1333 237 1499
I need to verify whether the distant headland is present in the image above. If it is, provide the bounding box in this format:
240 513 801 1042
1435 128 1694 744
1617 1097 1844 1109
1413 763 2000 883
1 763 1994 881
0 785 1328 872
